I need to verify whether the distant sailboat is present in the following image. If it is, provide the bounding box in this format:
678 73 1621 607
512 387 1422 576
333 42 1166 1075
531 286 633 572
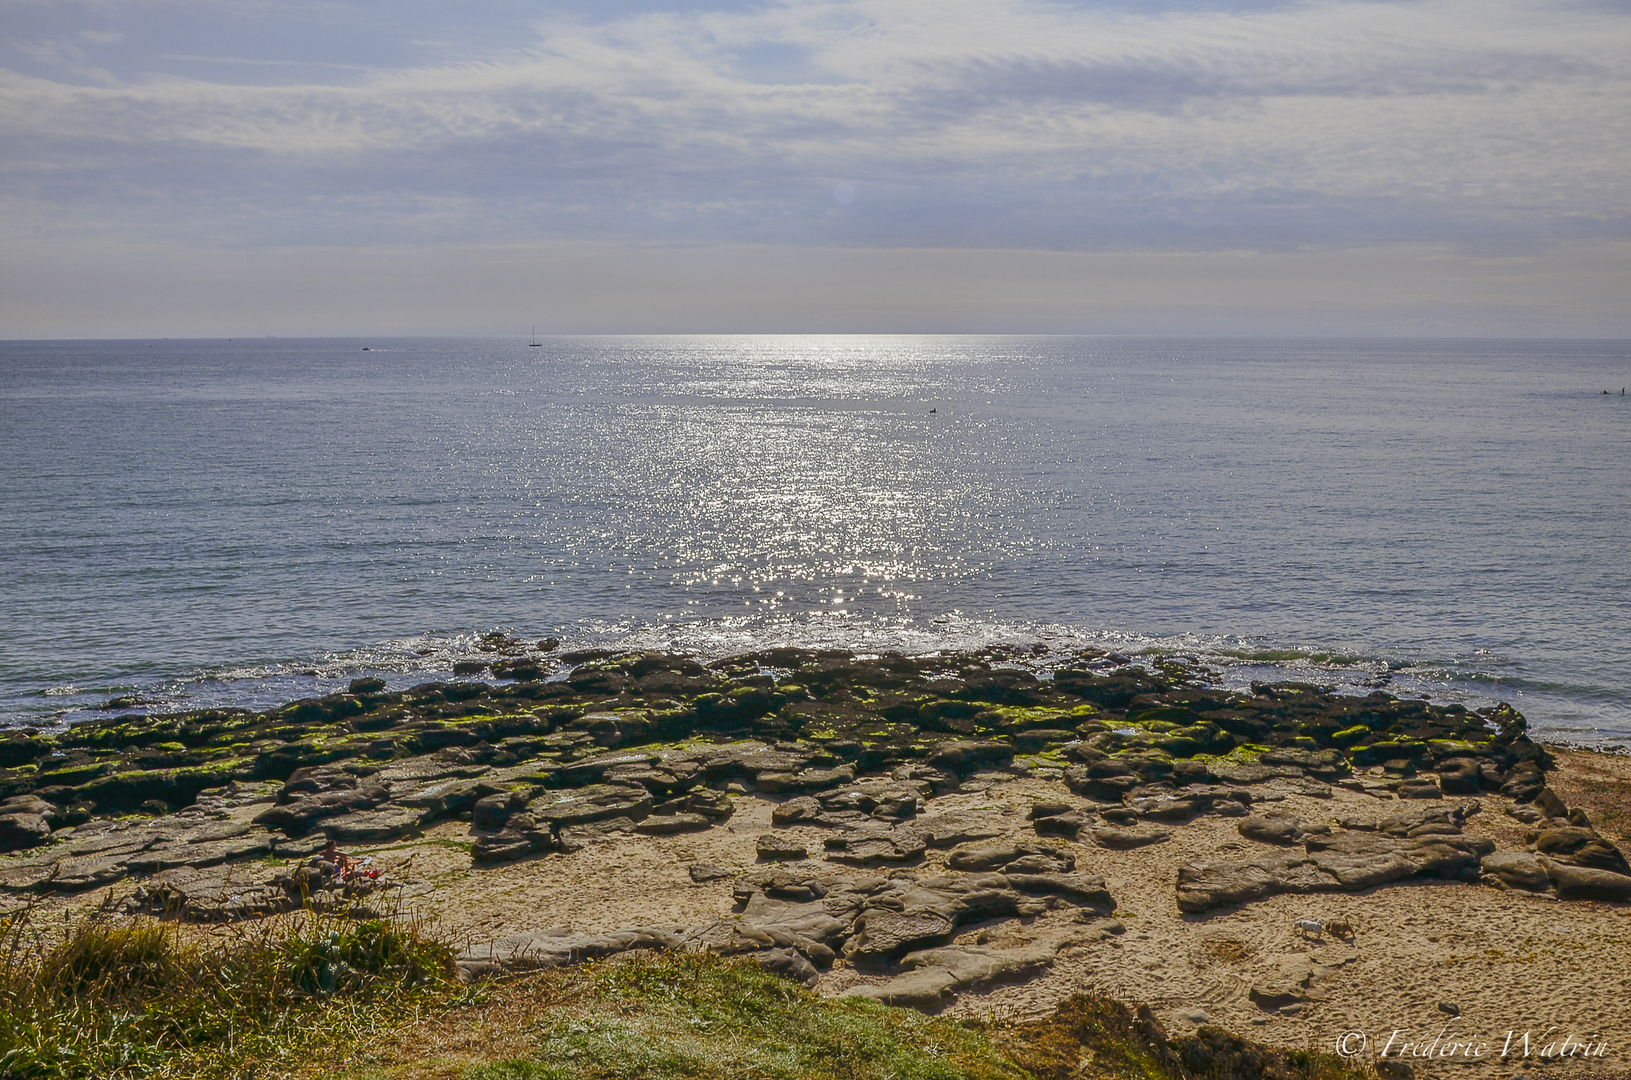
529 325 542 347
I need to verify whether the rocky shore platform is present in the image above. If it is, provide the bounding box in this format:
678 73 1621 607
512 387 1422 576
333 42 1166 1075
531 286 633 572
3 642 1628 1076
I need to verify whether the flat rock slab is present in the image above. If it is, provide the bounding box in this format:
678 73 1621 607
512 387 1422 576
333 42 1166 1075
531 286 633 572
823 826 927 867
756 834 809 861
454 865 1117 1001
946 840 1074 874
456 926 685 979
1248 951 1355 1012
1033 812 1087 838
841 942 1056 1011
1091 827 1171 850
1177 810 1495 914
321 807 426 843
905 812 1008 849
634 813 714 835
1546 861 1631 901
1238 812 1330 847
126 832 275 874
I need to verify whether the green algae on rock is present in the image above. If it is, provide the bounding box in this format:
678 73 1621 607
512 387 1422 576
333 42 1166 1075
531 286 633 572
0 649 1548 866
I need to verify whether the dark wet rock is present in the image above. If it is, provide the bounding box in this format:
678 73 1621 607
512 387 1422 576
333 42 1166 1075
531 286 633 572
756 834 808 861
0 737 48 770
492 657 551 680
1091 827 1170 850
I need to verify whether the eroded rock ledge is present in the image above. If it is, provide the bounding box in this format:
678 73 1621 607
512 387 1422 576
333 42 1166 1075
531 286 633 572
6 644 1628 1009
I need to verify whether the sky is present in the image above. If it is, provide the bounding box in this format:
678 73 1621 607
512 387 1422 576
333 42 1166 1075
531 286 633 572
2 0 1629 336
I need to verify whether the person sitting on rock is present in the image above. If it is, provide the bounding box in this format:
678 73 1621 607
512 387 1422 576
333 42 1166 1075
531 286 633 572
318 839 355 880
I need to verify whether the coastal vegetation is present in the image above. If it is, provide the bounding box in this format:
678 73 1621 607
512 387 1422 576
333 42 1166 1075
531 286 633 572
0 905 453 1079
0 909 1373 1080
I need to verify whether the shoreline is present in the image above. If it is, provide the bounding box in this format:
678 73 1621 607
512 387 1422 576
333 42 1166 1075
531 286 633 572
10 628 1629 754
3 645 1629 1077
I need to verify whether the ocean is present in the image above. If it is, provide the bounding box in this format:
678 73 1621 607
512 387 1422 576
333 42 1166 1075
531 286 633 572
1 336 1627 746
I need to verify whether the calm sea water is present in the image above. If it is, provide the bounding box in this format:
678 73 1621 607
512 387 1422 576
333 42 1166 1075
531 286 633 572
1 336 1627 746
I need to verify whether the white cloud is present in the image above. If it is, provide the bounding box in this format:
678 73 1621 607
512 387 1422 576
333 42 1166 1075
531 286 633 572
1 0 1629 331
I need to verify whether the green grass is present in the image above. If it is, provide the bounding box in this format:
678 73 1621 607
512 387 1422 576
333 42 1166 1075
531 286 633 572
0 904 455 1079
0 916 1380 1080
457 953 1021 1080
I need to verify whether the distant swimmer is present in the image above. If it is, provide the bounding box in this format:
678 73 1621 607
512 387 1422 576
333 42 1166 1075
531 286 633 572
929 407 937 413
